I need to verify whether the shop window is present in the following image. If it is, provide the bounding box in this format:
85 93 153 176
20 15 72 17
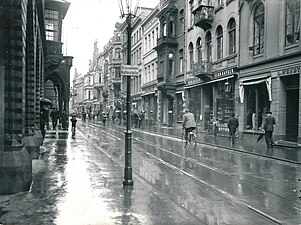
245 83 270 130
190 89 202 124
176 93 184 121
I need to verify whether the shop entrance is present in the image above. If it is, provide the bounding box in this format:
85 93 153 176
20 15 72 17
283 75 299 142
286 89 299 141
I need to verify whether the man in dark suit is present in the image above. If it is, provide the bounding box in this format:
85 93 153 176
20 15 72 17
262 111 276 149
227 113 239 145
182 109 197 143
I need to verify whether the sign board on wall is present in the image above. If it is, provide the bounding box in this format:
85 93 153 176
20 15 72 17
121 65 139 77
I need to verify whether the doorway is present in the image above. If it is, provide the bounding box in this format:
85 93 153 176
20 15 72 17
286 88 299 142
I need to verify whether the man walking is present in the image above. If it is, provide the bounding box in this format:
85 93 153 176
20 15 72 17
50 108 59 130
262 111 276 150
182 109 196 144
227 113 239 145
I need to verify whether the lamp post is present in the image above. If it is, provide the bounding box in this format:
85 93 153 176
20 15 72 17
118 0 139 187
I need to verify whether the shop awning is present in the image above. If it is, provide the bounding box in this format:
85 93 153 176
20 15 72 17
239 76 272 103
184 75 234 89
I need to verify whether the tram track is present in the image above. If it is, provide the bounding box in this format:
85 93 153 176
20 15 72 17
81 122 301 225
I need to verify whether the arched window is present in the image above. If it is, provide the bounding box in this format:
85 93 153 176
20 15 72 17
188 42 194 71
285 0 300 45
205 32 212 62
196 37 202 62
253 3 264 55
228 18 236 55
216 26 223 60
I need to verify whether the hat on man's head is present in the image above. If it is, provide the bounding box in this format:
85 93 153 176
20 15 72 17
266 111 272 114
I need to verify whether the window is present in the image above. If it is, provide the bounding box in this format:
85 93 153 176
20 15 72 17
205 32 212 62
179 9 184 34
216 26 223 60
45 9 59 41
115 67 121 78
115 48 121 59
179 49 183 74
285 0 300 45
189 0 194 27
253 3 264 55
228 18 236 55
188 42 194 71
196 38 202 62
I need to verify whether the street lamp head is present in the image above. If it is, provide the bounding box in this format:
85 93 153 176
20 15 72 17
118 0 140 18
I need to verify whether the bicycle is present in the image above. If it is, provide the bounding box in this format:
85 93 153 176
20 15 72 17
182 128 197 150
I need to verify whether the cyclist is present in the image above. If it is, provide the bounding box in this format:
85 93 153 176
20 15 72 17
182 109 197 144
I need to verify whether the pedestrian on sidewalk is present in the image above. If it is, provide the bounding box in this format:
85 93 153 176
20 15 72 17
227 113 239 145
262 110 276 150
70 115 77 132
182 109 196 144
211 117 219 137
50 108 59 130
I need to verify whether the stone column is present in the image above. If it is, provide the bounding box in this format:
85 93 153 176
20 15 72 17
0 0 32 194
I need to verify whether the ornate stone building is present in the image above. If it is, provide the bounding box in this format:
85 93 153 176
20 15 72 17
0 0 72 194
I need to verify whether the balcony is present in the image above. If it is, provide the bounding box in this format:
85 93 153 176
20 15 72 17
94 83 104 90
46 41 63 55
192 3 214 31
193 60 213 81
111 58 122 65
155 36 178 51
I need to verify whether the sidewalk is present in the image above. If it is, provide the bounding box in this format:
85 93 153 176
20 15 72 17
136 124 301 165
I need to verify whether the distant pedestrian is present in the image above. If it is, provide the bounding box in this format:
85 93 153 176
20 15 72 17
212 117 219 137
70 115 77 132
50 108 59 130
40 105 49 138
262 111 276 150
102 112 108 126
227 113 239 145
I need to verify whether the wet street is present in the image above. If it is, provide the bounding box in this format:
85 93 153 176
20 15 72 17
1 120 301 225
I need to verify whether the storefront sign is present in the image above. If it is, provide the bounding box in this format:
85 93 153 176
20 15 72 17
279 67 301 76
186 77 202 86
215 68 237 78
121 65 139 76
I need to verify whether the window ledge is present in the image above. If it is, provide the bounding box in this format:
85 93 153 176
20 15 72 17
242 130 264 134
226 0 233 5
187 26 194 32
284 43 299 51
215 3 224 13
253 53 264 59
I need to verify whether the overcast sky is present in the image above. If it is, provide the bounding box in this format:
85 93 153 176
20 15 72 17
63 0 158 82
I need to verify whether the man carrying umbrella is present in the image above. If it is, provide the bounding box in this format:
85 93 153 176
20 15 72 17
262 110 276 150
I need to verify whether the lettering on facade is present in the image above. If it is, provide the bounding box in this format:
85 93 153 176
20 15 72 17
215 68 235 78
279 67 301 76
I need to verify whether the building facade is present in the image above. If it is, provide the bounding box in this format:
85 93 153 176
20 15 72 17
239 0 301 143
141 5 160 126
0 0 72 194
